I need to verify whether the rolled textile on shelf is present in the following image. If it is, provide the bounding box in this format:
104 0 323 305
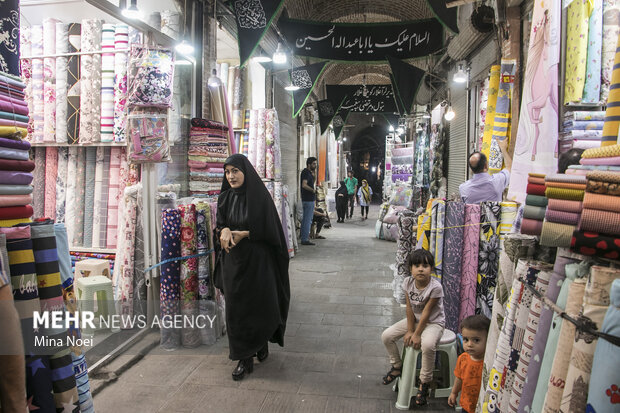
582 192 620 212
105 147 122 248
547 198 583 213
545 173 587 184
0 184 33 195
527 176 545 185
526 183 546 196
43 18 59 142
432 199 446 279
562 120 605 130
525 194 548 207
0 217 32 226
160 208 182 349
82 147 96 247
97 148 111 248
65 146 77 242
571 139 603 149
579 208 620 235
520 218 543 235
544 181 586 190
113 24 129 143
66 22 81 144
0 194 32 207
571 230 620 259
91 147 105 246
265 109 276 179
580 156 620 166
601 33 620 146
0 170 33 185
544 208 580 225
540 220 575 247
560 129 603 139
583 143 620 158
0 205 33 219
55 22 68 143
44 147 57 219
564 111 606 121
248 109 258 168
55 146 68 223
114 188 137 328
585 169 620 182
481 65 500 162
459 205 480 326
489 60 516 173
20 27 33 139
523 205 546 221
443 202 465 332
72 148 86 246
79 19 102 143
0 147 29 161
179 204 200 348
416 213 431 250
100 23 115 142
545 187 585 201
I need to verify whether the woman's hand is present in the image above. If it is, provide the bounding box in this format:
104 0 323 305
220 228 235 253
231 230 249 245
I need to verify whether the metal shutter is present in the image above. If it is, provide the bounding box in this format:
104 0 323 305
447 92 469 198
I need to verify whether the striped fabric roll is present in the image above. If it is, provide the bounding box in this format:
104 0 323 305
113 24 129 143
481 65 501 162
602 33 620 146
489 60 516 173
100 24 115 142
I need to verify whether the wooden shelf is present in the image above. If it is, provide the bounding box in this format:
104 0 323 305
70 246 116 254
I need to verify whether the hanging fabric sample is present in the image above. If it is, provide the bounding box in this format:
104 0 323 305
564 0 592 104
481 65 501 161
582 0 603 104
55 22 69 143
42 18 58 143
160 208 182 350
600 0 620 102
459 204 480 325
100 23 115 142
113 24 129 142
79 19 102 143
66 23 81 144
477 202 501 317
443 202 464 332
489 60 516 173
508 0 561 203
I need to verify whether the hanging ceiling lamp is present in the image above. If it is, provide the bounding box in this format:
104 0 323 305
208 69 221 88
252 48 272 63
122 0 143 19
272 42 287 64
444 106 455 121
175 0 194 55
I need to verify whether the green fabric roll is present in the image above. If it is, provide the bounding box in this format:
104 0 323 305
525 194 548 207
545 187 585 201
523 205 547 220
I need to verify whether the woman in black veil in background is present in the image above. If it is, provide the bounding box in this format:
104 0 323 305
215 154 290 381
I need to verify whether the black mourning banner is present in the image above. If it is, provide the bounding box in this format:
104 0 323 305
387 56 427 115
234 0 285 67
317 99 337 135
333 109 349 140
290 62 328 118
427 0 459 34
279 18 443 61
326 84 397 114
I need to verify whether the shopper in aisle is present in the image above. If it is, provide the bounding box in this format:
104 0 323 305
335 180 348 222
300 157 318 245
215 154 290 381
311 206 328 239
448 315 490 413
557 148 584 173
345 170 358 219
459 137 513 204
358 179 373 220
381 249 445 408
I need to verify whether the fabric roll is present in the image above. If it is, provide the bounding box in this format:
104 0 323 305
0 169 34 185
523 204 546 220
0 146 28 160
0 159 35 172
508 266 553 413
79 19 102 143
582 192 620 212
481 65 501 162
540 220 575 247
499 201 517 239
489 60 516 173
585 169 620 182
100 24 115 142
600 0 620 102
91 147 105 247
443 202 464 332
0 194 32 207
586 178 620 196
587 278 620 413
256 108 266 177
44 147 57 219
43 18 59 142
395 210 417 304
582 0 603 104
541 277 588 412
0 185 33 195
571 230 620 259
560 267 620 412
114 189 137 328
106 147 122 248
416 213 431 250
545 173 587 184
562 120 605 130
82 148 96 247
113 25 129 143
545 187 585 201
248 109 258 168
72 148 86 246
66 23 81 144
564 0 591 104
431 199 445 279
579 208 620 235
265 109 276 179
55 22 68 143
544 208 580 225
32 147 45 218
160 208 182 350
179 204 200 348
0 205 33 219
526 183 546 196
602 33 620 146
560 129 604 139
65 147 77 242
545 181 586 190
528 176 546 185
195 202 212 309
547 198 583 213
97 148 110 248
477 202 501 317
55 147 68 223
525 194 548 207
20 29 34 140
580 156 620 165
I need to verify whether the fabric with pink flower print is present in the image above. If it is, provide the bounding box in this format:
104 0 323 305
179 203 200 347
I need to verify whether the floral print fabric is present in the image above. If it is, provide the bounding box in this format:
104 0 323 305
128 46 174 108
477 201 501 317
79 19 102 143
179 204 200 348
114 25 129 142
160 208 181 350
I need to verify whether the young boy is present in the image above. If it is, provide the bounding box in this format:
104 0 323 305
448 315 491 413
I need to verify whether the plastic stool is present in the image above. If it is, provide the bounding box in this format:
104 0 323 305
394 328 458 410
74 259 111 281
75 275 120 336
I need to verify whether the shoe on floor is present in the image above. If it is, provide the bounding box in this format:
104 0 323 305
316 235 326 239
301 241 315 245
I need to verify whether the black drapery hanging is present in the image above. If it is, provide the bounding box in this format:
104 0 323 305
333 109 349 140
389 74 406 115
317 99 338 135
387 55 427 115
233 0 285 67
426 0 459 34
290 62 328 118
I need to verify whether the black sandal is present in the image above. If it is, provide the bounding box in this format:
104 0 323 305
415 382 430 406
382 365 402 385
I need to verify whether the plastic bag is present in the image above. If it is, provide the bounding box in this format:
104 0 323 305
127 114 171 163
128 45 175 108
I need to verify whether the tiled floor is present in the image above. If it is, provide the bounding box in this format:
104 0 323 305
94 209 455 412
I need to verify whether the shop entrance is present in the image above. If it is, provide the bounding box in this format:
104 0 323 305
348 123 387 201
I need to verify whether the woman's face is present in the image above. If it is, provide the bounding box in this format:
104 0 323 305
225 164 245 188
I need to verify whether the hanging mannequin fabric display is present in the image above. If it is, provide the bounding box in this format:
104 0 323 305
508 0 561 203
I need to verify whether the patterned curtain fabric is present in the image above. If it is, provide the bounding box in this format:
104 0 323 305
91 147 105 246
97 148 111 247
55 147 68 222
459 204 479 326
113 25 129 143
55 22 69 143
72 148 86 246
395 209 417 304
477 202 501 316
44 147 57 219
31 25 44 143
42 18 59 143
430 199 445 279
114 189 137 327
65 147 78 241
564 0 592 104
160 208 182 350
582 0 603 104
82 147 96 247
32 146 45 218
106 147 123 248
0 0 20 76
540 221 575 247
179 204 200 348
481 65 501 162
79 19 102 143
66 23 81 144
100 24 115 142
601 0 620 102
443 201 464 332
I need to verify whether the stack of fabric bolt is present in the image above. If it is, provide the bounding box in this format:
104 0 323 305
559 111 605 153
521 173 547 235
580 143 620 166
0 71 34 226
539 174 586 247
188 118 229 195
571 171 620 259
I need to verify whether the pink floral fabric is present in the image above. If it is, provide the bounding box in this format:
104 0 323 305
179 204 200 347
43 18 59 142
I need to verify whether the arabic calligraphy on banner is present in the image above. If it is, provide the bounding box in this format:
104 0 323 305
279 18 444 61
326 84 398 113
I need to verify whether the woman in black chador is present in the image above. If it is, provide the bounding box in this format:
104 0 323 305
215 154 290 381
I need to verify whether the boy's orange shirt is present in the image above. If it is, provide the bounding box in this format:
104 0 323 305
454 352 484 413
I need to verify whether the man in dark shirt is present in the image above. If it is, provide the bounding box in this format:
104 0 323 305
300 157 317 245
